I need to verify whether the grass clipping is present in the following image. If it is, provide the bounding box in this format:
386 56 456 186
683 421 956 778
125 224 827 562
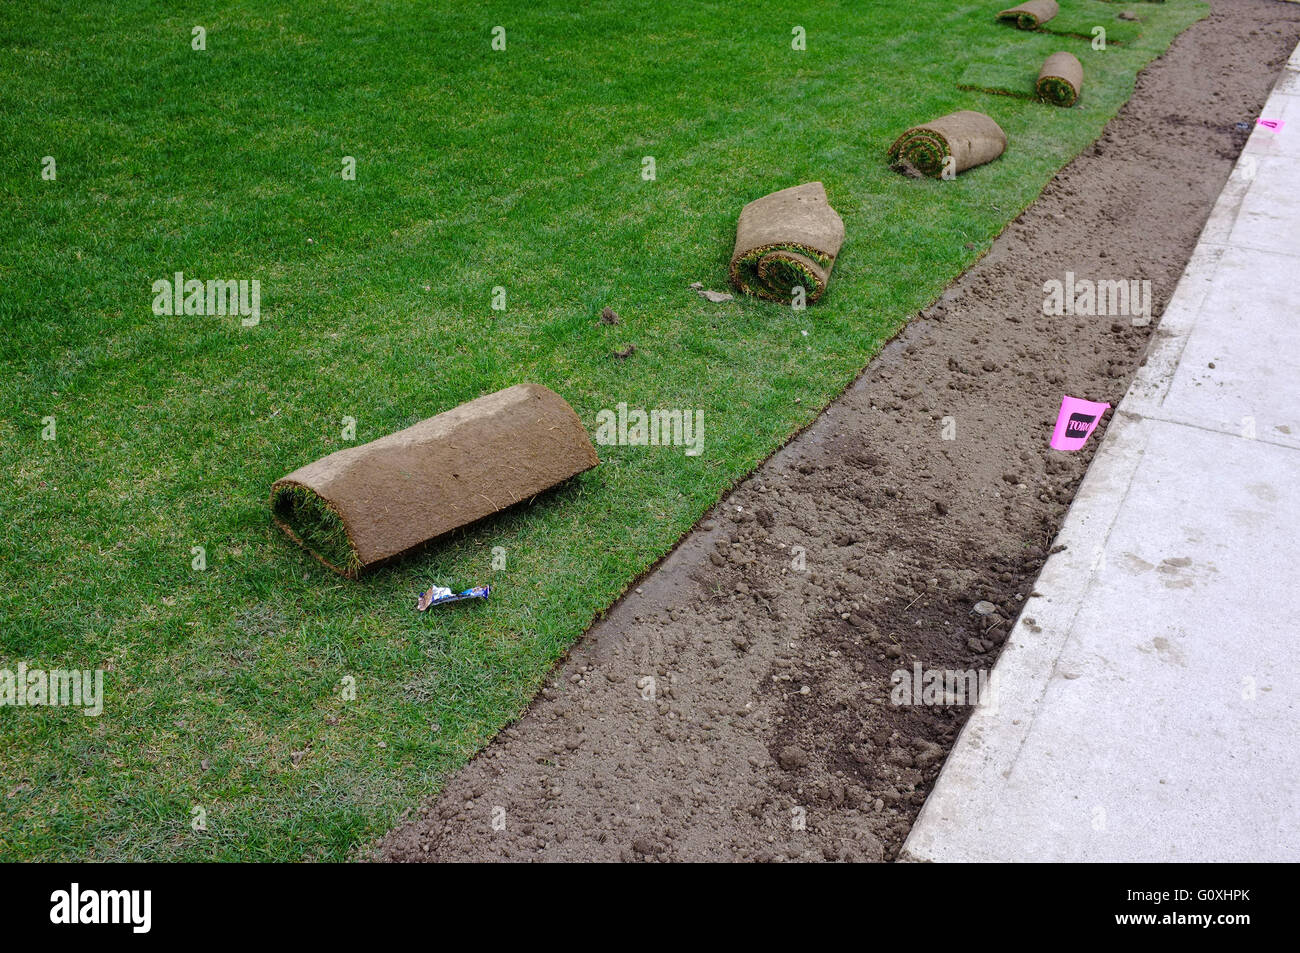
888 110 1007 179
1037 51 1083 107
271 383 599 577
729 182 845 304
998 0 1059 29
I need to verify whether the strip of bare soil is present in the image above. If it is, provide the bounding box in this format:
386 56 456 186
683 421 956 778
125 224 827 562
374 0 1300 862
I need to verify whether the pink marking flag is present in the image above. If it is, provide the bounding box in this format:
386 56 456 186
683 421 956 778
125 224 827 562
1257 118 1285 132
1050 395 1111 451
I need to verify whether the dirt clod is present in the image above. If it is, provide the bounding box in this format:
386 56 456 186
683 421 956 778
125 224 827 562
777 746 810 771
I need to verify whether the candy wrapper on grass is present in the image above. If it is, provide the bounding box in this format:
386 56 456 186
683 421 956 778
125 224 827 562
417 585 491 611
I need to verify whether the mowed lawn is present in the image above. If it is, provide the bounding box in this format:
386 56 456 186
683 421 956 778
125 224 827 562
0 0 1207 860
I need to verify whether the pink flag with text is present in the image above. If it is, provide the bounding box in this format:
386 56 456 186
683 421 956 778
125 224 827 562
1050 395 1111 451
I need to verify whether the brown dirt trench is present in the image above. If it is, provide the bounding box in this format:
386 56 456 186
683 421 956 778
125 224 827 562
373 0 1300 862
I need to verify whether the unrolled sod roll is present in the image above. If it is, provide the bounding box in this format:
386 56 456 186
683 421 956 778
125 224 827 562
1037 51 1083 107
729 181 845 304
997 0 1059 29
887 110 1008 178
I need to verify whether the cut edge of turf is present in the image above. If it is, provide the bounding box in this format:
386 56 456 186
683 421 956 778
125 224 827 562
271 483 363 578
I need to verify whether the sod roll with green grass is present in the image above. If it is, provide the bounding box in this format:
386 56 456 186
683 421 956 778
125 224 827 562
271 383 599 577
888 110 1008 178
1037 51 1084 106
998 0 1060 29
729 182 846 304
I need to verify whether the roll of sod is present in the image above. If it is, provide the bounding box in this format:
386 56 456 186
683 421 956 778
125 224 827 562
887 110 1008 178
997 0 1059 29
1037 51 1083 107
271 383 599 577
729 181 845 304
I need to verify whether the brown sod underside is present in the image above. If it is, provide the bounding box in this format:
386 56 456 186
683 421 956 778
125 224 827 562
729 182 845 304
270 383 599 577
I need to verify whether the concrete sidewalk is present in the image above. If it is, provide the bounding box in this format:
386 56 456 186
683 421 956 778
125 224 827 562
903 45 1300 863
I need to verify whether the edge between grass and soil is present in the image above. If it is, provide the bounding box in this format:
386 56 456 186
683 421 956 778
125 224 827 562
0 0 1211 861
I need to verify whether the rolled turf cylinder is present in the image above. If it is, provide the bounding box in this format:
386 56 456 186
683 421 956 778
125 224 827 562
887 110 1008 178
997 0 1059 29
1037 51 1083 107
729 181 845 304
270 383 599 577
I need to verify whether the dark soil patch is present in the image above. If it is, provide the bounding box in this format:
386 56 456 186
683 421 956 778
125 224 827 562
371 0 1300 862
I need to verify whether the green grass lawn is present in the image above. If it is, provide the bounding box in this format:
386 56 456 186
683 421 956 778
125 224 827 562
0 0 1207 860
